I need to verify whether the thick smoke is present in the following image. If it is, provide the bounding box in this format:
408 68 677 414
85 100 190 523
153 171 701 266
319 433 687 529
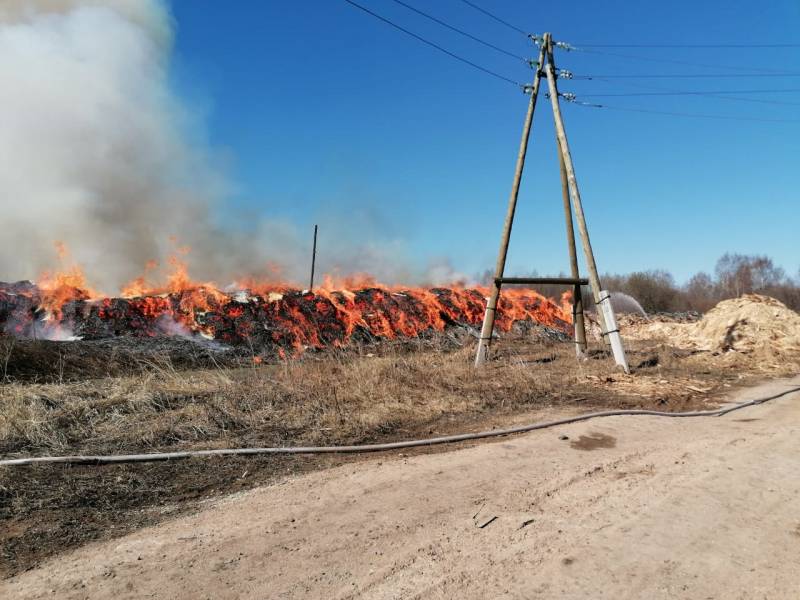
0 0 455 293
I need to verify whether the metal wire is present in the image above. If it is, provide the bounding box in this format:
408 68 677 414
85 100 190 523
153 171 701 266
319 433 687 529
566 43 800 110
573 43 800 48
388 0 527 61
568 101 800 123
580 76 800 107
573 48 798 75
457 0 528 36
575 73 800 79
580 88 800 97
343 0 521 86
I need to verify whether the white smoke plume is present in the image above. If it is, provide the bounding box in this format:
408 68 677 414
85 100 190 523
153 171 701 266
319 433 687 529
0 0 449 294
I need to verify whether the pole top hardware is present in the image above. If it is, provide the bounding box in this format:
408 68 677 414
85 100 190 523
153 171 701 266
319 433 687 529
545 92 576 101
557 69 573 79
554 40 575 51
528 33 544 46
526 58 540 69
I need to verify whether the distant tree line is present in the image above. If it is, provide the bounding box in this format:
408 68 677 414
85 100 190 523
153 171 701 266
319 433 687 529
606 253 799 313
496 253 800 314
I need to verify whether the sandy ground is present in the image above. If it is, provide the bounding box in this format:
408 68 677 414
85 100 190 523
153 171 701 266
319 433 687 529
4 376 800 599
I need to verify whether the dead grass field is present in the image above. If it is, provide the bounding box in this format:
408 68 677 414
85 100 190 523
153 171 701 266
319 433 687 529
1 330 797 577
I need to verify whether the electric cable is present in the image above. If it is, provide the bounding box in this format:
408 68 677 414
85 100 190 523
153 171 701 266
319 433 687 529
457 0 528 36
3 386 798 466
572 48 798 75
567 101 800 123
579 76 800 107
575 73 800 79
388 0 527 62
574 43 800 48
343 0 522 86
579 88 800 97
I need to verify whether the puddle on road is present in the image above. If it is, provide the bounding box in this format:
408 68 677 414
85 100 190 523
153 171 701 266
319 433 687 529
570 432 617 451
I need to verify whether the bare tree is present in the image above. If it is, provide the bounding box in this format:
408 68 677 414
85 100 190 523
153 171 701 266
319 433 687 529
685 272 716 312
716 253 786 297
623 270 678 313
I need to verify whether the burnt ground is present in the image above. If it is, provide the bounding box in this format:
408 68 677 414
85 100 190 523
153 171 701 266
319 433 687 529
0 331 776 578
0 336 249 383
0 321 568 384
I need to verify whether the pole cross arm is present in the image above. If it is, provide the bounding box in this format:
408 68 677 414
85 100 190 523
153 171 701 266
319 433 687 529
495 276 589 286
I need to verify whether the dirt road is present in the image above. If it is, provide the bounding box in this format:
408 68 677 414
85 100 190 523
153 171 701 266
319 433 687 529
4 376 800 599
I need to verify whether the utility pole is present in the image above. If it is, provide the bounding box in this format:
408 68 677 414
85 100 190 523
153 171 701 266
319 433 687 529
558 138 588 357
474 43 547 366
543 35 627 372
543 37 607 333
474 32 629 374
309 224 318 292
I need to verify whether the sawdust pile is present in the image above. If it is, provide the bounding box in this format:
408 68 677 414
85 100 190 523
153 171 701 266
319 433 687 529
691 295 800 353
622 295 800 360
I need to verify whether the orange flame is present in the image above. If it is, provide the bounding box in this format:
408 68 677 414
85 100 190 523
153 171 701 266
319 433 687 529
23 241 574 351
37 242 97 318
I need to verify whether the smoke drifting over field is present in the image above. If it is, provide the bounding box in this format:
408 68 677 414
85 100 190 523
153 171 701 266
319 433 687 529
0 0 445 293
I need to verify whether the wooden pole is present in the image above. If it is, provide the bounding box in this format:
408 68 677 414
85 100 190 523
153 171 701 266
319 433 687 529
542 35 608 335
309 224 318 292
545 35 629 372
474 43 547 367
557 137 587 357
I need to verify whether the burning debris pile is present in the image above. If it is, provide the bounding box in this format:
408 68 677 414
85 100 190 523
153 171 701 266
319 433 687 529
0 280 572 357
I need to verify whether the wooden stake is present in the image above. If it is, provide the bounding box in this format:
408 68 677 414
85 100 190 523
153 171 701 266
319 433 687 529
557 136 587 357
474 44 547 367
309 224 318 292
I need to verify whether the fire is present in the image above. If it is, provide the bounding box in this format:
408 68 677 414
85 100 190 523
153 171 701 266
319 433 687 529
37 242 97 319
120 259 159 297
0 243 574 353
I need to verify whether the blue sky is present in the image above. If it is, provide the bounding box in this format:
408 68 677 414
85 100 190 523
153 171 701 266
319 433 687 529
168 0 799 283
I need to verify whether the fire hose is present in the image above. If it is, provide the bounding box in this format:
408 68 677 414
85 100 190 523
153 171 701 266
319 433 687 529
2 386 798 467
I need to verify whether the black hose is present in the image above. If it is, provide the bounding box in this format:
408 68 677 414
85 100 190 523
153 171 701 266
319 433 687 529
2 386 798 467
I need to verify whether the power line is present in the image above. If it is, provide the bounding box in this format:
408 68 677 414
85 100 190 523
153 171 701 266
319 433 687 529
572 48 796 74
573 43 800 48
388 0 527 62
343 0 522 86
580 88 800 97
584 88 800 98
582 76 800 107
568 101 800 123
562 41 800 117
339 8 799 121
576 73 800 79
457 0 528 36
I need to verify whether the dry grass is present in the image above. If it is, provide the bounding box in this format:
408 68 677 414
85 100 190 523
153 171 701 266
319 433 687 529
0 340 575 456
1 334 767 459
2 332 794 576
